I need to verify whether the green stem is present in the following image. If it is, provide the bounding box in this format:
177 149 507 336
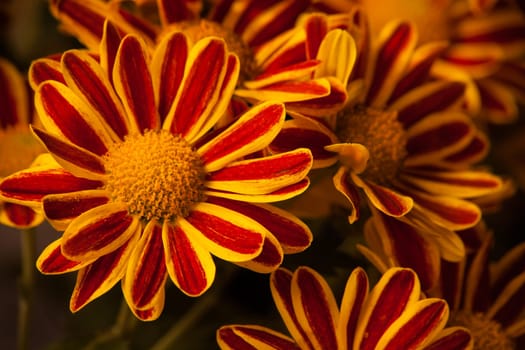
17 228 36 350
83 299 138 350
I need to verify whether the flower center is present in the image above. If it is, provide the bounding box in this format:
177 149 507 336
360 0 452 44
103 130 206 222
335 106 407 185
450 311 515 350
0 125 44 177
164 19 258 82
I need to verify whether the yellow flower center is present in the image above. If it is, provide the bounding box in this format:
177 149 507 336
163 19 258 82
0 125 44 177
451 311 515 350
103 130 206 222
336 106 407 185
359 0 452 44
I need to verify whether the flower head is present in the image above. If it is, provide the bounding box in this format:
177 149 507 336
0 22 314 320
429 222 525 349
217 266 473 349
0 57 45 228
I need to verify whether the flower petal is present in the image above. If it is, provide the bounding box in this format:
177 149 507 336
28 57 65 90
270 117 339 169
205 178 310 203
113 35 159 133
42 190 110 230
181 202 266 262
0 202 43 228
32 126 106 179
352 173 413 217
207 149 312 194
285 77 348 117
198 101 285 172
206 196 312 253
61 50 129 139
35 81 111 155
0 58 29 127
217 325 300 350
270 268 315 349
235 232 283 273
61 202 139 262
123 221 167 311
337 267 369 350
378 299 448 349
291 266 339 350
332 166 361 223
422 327 473 350
37 239 85 274
162 222 215 296
354 268 420 350
0 166 103 206
70 235 137 312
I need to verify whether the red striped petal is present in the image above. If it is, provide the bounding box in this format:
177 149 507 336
271 268 315 349
206 197 312 253
70 238 134 311
423 327 473 350
100 20 122 84
2 202 39 228
32 127 106 176
113 35 159 132
43 190 109 224
36 82 109 155
292 267 339 349
359 178 413 217
37 239 83 274
218 325 300 350
305 14 329 59
199 102 285 172
207 149 312 194
235 233 283 273
158 0 198 24
126 222 167 309
0 168 103 203
333 167 361 223
168 38 227 138
163 223 214 296
62 204 138 261
28 58 65 90
61 50 129 139
339 268 369 350
153 32 188 122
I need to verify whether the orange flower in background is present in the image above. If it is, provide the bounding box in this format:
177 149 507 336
0 57 44 228
217 266 473 349
0 23 314 320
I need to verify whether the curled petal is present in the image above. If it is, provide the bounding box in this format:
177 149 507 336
162 222 215 297
235 232 283 273
0 202 43 229
332 166 361 223
326 143 369 174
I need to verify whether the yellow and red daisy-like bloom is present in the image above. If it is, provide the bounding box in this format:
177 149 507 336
217 266 473 349
429 222 525 349
271 17 503 264
0 57 44 228
0 22 314 320
46 0 350 115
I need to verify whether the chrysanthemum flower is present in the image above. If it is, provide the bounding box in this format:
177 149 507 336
429 222 525 349
314 0 525 123
0 57 44 228
272 16 503 264
0 22 314 320
46 0 350 116
217 266 473 349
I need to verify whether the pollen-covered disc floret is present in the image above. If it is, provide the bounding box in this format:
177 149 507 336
103 130 206 222
0 125 44 177
451 311 515 350
165 19 258 82
336 106 407 185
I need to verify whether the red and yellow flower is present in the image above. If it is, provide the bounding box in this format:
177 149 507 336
0 57 44 228
0 23 314 320
217 266 473 349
